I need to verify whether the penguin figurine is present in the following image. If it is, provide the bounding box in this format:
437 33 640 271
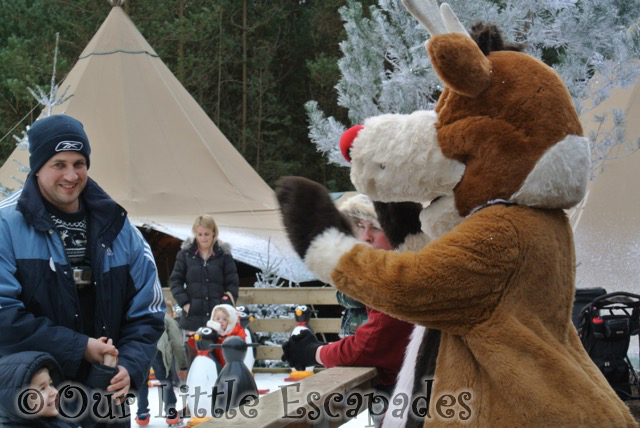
236 305 256 371
285 305 317 381
185 327 219 417
210 336 259 415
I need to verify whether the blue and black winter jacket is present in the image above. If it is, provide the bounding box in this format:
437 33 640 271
0 174 165 390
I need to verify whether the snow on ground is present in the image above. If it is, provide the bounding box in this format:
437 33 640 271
129 373 371 427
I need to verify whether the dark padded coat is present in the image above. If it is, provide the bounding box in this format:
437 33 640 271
0 175 165 392
0 351 74 427
169 240 239 331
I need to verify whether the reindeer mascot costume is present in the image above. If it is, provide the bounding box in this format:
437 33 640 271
276 0 636 426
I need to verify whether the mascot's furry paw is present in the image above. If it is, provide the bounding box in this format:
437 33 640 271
275 176 353 259
373 201 423 248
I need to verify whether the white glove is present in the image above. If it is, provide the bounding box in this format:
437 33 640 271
206 320 223 333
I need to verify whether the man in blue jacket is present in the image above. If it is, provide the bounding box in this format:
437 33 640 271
0 114 165 424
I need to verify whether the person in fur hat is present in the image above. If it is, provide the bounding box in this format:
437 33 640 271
169 215 239 334
207 304 247 367
282 193 414 426
336 194 376 336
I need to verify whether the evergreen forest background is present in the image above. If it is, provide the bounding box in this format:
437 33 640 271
0 0 374 190
1 0 639 190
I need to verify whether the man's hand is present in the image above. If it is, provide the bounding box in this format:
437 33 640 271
177 369 188 383
107 365 130 405
183 303 191 314
83 337 117 364
101 338 118 367
281 329 324 371
275 177 353 258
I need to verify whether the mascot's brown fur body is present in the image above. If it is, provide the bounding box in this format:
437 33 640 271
276 1 636 426
328 206 632 426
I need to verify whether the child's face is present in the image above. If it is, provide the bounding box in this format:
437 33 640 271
28 368 58 418
213 311 229 331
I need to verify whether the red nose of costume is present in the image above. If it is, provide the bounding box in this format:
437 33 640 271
339 124 364 163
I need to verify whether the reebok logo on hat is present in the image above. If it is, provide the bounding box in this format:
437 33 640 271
55 141 84 152
27 115 92 173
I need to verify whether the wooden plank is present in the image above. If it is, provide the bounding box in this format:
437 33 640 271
237 287 338 305
256 346 283 360
251 367 292 374
251 367 328 374
197 366 377 428
250 318 342 333
163 287 339 306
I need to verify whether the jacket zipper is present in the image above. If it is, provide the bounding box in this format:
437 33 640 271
49 228 84 332
93 212 119 339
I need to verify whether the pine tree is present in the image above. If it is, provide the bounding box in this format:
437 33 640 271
307 0 640 171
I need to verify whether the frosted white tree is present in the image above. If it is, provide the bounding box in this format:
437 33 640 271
248 239 298 368
307 0 640 174
0 33 72 196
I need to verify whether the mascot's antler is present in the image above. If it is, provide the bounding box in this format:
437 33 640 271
401 0 469 38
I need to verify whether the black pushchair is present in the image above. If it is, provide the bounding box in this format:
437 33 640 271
576 290 640 400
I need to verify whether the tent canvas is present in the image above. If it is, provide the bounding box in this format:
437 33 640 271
0 5 314 283
573 69 640 293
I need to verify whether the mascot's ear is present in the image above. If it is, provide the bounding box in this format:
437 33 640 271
427 33 492 98
402 0 490 98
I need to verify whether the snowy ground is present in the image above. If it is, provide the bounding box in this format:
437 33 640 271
129 373 372 427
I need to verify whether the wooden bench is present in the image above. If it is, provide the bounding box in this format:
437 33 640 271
236 287 342 362
163 286 377 426
163 286 344 362
199 366 378 428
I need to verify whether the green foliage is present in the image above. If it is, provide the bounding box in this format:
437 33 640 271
0 0 356 191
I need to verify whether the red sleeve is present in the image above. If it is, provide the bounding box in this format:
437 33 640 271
319 308 411 372
235 324 247 340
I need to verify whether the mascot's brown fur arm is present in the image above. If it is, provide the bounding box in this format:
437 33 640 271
307 205 538 333
277 178 636 426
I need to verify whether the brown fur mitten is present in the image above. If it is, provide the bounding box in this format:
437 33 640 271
275 176 353 258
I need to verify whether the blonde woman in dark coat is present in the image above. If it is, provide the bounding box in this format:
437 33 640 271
169 215 239 332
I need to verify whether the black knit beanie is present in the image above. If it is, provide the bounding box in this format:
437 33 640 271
27 114 91 174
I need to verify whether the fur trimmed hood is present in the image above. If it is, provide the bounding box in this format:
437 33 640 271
207 303 239 336
207 303 238 336
338 194 380 229
181 238 231 254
